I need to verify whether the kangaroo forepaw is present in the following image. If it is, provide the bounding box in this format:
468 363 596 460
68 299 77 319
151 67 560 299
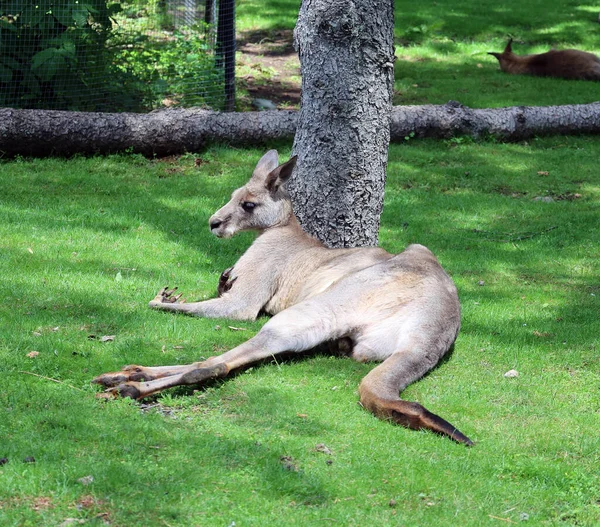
217 267 237 296
149 286 186 307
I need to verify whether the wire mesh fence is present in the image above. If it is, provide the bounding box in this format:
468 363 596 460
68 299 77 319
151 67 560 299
0 0 235 112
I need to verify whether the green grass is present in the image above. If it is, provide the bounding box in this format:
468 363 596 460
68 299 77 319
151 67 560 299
400 0 600 108
1 139 599 525
1 0 600 524
237 0 600 108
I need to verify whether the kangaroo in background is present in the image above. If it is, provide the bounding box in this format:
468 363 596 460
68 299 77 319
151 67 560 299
94 150 473 446
488 38 600 80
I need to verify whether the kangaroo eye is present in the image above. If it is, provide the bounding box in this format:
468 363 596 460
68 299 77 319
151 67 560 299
241 201 256 212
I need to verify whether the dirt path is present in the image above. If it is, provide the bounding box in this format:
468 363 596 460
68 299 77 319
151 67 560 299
236 29 301 109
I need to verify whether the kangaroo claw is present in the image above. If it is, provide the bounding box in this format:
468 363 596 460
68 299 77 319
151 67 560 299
149 286 186 307
217 267 237 296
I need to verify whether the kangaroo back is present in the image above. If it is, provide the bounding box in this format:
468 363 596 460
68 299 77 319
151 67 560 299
488 38 600 80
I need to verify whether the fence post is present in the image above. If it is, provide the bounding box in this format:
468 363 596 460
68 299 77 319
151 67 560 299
205 0 216 24
216 0 236 111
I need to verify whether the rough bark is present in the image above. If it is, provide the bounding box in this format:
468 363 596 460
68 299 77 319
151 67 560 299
289 0 395 248
2 102 600 157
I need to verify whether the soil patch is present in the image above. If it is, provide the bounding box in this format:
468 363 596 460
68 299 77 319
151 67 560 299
236 29 301 109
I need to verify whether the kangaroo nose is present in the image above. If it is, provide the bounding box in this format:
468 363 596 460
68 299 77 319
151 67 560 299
210 219 222 230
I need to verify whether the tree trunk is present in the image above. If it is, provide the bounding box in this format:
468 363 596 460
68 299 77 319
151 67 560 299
0 107 297 157
289 0 395 248
1 102 600 157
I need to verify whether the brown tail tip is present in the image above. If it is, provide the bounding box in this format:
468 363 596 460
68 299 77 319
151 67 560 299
390 402 474 446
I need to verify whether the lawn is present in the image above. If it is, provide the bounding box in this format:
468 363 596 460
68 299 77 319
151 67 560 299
1 139 599 525
238 0 600 108
1 0 600 525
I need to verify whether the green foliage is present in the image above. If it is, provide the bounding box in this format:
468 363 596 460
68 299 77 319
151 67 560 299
0 0 144 110
112 25 224 109
0 1 224 111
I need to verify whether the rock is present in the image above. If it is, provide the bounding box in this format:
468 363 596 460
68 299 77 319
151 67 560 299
252 98 278 111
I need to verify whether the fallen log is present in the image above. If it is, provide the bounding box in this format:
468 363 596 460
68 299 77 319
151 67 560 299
1 101 599 157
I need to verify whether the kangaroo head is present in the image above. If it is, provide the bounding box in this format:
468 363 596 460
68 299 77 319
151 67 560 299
209 150 297 238
488 38 515 71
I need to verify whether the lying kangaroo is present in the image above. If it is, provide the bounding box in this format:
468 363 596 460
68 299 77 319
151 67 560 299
94 150 472 446
488 38 600 80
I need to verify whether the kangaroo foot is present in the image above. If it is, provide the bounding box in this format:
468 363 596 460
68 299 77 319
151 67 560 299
97 382 144 400
92 364 196 387
94 362 229 400
92 365 153 387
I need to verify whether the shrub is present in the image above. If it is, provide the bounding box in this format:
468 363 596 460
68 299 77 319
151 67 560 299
0 0 152 110
0 1 224 111
112 24 224 109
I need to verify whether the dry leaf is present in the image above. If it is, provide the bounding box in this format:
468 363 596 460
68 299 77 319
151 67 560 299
228 326 247 331
59 519 85 527
77 475 94 486
31 496 52 510
27 351 39 358
296 413 308 418
95 392 115 400
537 171 549 176
504 369 519 378
27 247 33 254
76 495 97 509
533 331 551 338
280 455 298 472
315 443 332 455
100 335 115 342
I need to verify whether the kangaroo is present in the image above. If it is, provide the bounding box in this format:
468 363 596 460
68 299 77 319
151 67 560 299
488 38 600 80
93 150 473 446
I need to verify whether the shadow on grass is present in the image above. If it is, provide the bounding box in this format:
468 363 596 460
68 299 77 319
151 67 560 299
394 55 600 107
395 0 599 45
1 143 598 384
1 375 332 518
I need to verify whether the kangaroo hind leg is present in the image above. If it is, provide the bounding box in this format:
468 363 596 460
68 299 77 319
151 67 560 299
94 299 343 400
358 350 473 446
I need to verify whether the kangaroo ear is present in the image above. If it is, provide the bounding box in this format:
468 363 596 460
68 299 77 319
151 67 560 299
266 155 298 192
504 38 513 53
253 150 279 180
